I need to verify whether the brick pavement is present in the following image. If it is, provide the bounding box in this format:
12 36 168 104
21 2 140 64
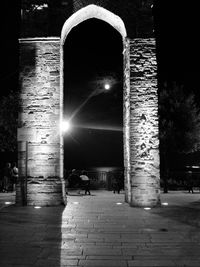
0 190 200 267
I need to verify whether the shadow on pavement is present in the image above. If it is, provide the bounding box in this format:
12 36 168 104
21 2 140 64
0 205 65 267
152 201 200 228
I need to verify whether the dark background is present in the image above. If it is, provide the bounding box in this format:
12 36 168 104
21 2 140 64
63 18 123 169
0 1 199 169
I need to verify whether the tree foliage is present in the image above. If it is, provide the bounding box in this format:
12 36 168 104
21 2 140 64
0 91 19 152
22 0 48 11
159 82 200 168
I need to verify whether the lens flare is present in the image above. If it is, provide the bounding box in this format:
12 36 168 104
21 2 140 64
60 120 71 133
104 83 110 90
76 124 123 132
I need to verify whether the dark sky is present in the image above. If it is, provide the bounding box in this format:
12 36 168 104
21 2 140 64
0 2 19 96
63 19 123 169
153 1 199 90
0 1 199 169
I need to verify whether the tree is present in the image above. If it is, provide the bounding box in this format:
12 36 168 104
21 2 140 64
0 91 19 153
159 82 200 192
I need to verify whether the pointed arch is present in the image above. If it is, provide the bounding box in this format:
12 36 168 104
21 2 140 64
61 4 127 44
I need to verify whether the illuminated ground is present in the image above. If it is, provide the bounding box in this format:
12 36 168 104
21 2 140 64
0 190 200 266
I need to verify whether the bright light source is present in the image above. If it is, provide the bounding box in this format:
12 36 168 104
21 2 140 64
5 202 12 205
73 202 79 205
60 120 71 133
116 202 123 205
162 202 168 206
34 206 41 209
104 83 110 90
144 207 151 210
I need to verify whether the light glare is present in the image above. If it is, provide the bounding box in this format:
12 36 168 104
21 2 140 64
5 202 12 205
60 120 71 133
144 207 151 210
104 83 110 90
34 206 41 209
162 202 168 206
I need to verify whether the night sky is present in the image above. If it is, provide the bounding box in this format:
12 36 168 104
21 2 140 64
153 1 199 91
0 1 199 170
63 19 123 169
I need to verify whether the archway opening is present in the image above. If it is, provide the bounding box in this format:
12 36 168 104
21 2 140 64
63 17 124 192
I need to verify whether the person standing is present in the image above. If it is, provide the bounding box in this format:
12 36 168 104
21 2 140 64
112 175 122 194
3 162 12 192
187 170 194 193
11 162 18 192
68 169 81 194
80 170 90 195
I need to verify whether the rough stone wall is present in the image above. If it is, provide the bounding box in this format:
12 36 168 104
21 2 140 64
17 11 160 207
17 38 64 206
123 38 131 203
129 38 160 207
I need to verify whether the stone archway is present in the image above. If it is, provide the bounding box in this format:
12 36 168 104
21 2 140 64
60 4 129 201
17 5 160 207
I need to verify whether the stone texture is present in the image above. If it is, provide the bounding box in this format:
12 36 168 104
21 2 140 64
123 37 131 203
17 38 64 206
18 27 160 207
128 38 160 207
1 191 200 267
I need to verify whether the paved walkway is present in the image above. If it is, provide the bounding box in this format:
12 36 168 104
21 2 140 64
0 190 200 267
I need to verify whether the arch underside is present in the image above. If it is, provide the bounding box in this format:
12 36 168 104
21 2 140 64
61 4 127 44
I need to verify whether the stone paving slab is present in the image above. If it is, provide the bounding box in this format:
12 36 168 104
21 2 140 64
0 190 200 266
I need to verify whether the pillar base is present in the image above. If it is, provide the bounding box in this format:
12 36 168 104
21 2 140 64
16 177 66 206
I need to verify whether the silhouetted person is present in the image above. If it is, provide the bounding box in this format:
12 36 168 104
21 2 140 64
11 162 18 192
113 174 123 194
68 169 81 194
80 170 90 195
3 162 12 192
187 171 194 193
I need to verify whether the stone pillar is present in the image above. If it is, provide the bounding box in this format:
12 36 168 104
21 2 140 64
17 37 65 206
129 38 160 207
123 38 131 203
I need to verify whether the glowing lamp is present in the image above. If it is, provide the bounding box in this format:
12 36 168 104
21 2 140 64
60 120 71 133
104 83 110 90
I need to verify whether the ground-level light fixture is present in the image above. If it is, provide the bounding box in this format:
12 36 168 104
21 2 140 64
162 202 169 206
34 206 41 209
5 202 12 205
144 207 151 210
116 202 123 205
